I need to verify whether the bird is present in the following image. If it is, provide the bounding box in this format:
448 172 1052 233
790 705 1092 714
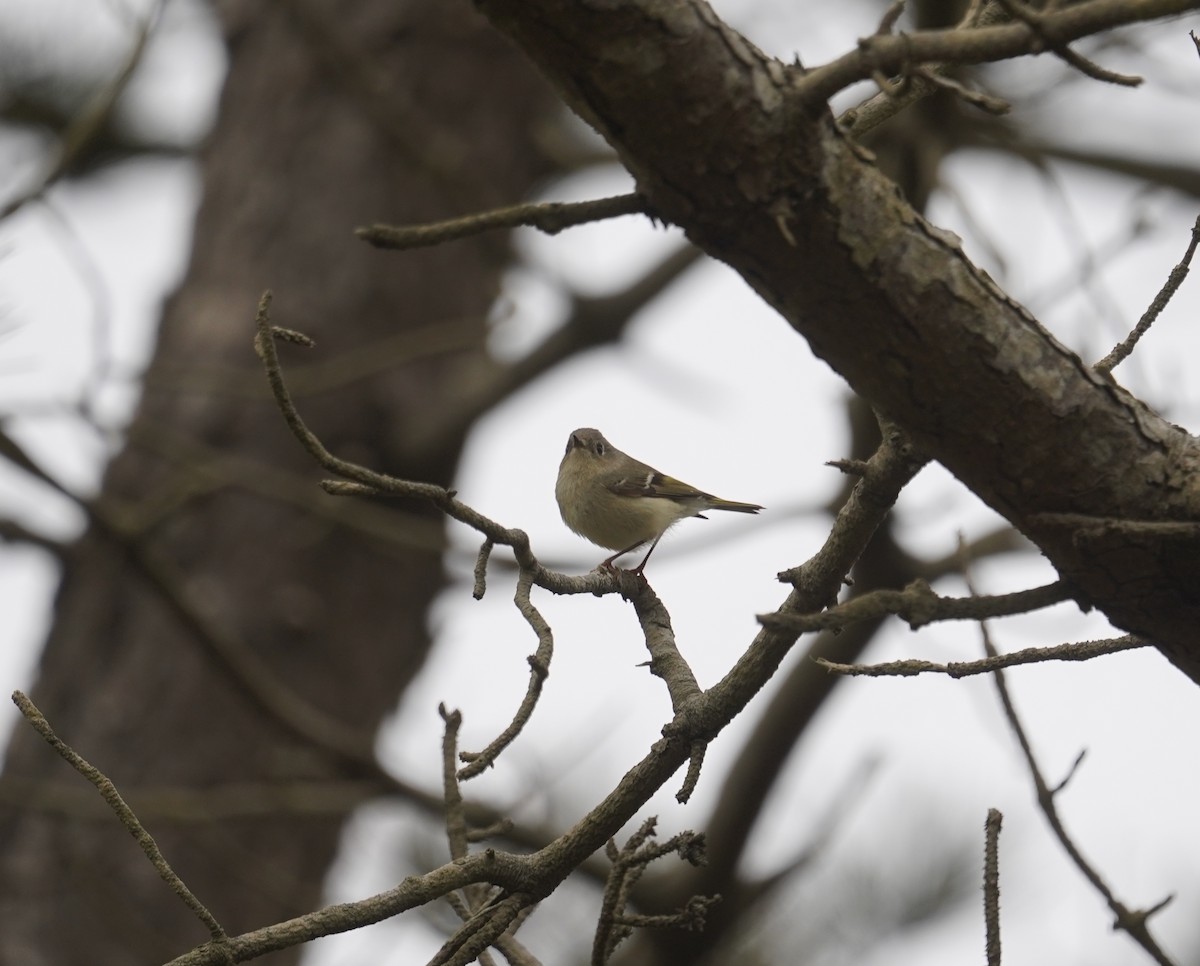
555 427 763 573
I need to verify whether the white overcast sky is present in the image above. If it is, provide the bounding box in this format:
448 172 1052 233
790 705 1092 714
3 2 1200 965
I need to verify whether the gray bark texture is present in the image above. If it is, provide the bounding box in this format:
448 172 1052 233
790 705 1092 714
476 0 1200 682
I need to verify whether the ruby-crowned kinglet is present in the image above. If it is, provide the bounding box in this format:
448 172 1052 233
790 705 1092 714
555 427 764 572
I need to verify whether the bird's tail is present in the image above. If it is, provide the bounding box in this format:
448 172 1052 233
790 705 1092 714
710 498 764 514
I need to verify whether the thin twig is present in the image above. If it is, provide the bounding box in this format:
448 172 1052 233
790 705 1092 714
817 633 1146 677
257 293 620 600
841 0 1013 137
457 570 553 780
967 579 1177 963
159 423 921 966
163 850 535 965
439 706 508 946
801 0 1181 108
762 578 1070 633
593 818 656 965
875 0 907 35
254 294 708 786
490 928 541 966
592 819 711 965
1095 214 1200 373
993 0 1141 85
474 539 495 600
912 65 1010 113
440 705 470 860
358 193 648 250
11 691 229 947
429 893 530 966
676 741 707 806
984 808 1003 966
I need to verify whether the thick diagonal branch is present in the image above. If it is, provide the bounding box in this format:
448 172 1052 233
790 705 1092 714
475 0 1200 682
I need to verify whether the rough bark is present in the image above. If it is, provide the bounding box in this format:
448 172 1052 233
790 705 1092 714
475 0 1200 680
0 4 559 963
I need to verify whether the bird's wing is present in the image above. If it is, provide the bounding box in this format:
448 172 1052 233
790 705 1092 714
608 471 707 504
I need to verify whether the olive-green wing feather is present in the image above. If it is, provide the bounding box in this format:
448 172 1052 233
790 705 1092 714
607 472 763 513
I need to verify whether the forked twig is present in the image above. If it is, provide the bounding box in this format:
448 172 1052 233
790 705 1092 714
592 818 713 965
962 560 1177 965
993 0 1141 86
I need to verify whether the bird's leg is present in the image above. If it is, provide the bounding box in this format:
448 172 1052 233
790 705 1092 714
630 532 665 576
601 538 647 570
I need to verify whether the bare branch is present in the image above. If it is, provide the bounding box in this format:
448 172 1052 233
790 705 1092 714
763 579 1071 634
440 705 470 860
1050 749 1089 796
1095 213 1200 373
993 0 1142 85
458 576 553 780
257 293 575 580
429 893 531 966
11 691 228 946
984 809 1003 966
593 819 711 965
777 418 929 595
163 850 535 965
148 396 909 966
490 927 542 966
359 193 648 249
474 0 1200 679
439 706 514 956
676 741 707 806
475 539 496 599
594 818 657 964
973 597 1177 963
818 633 1147 678
255 294 724 790
801 0 1189 105
841 0 1014 138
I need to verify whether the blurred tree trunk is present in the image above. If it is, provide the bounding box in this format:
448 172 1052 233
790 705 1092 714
0 3 559 963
